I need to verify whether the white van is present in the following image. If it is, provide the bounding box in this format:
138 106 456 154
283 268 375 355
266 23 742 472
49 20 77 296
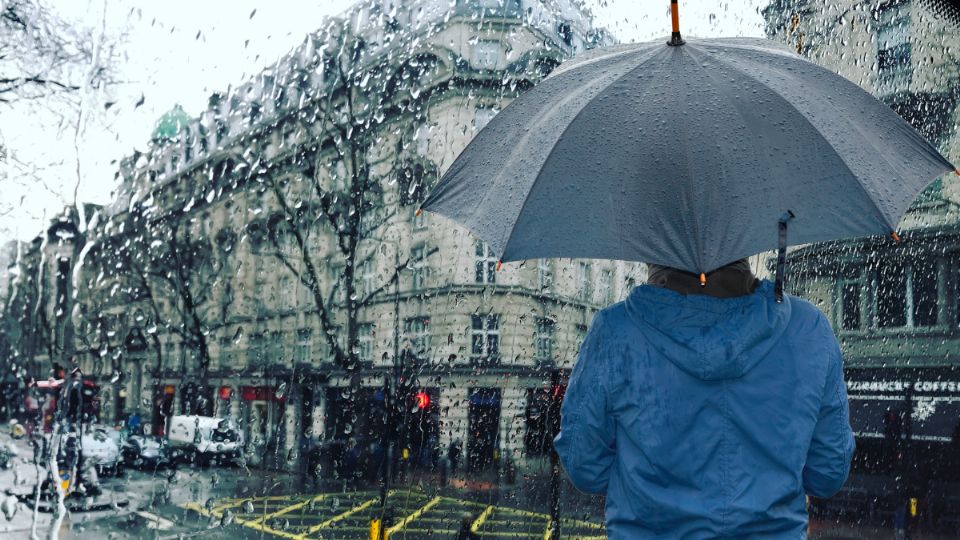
166 415 241 465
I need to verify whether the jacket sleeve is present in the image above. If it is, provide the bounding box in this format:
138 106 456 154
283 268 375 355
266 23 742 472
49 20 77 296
803 323 855 498
553 313 615 494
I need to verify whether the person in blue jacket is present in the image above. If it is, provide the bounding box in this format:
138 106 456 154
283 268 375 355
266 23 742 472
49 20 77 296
554 259 855 539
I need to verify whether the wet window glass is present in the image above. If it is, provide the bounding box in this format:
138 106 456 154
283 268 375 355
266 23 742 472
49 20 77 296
1 1 959 539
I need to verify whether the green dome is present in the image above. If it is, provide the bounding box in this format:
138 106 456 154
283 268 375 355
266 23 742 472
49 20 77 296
152 104 191 143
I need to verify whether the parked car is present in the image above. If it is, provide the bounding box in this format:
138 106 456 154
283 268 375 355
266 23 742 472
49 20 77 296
166 415 241 466
59 426 123 476
121 435 171 470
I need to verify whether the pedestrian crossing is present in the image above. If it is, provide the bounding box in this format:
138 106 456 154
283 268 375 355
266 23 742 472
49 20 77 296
181 489 605 539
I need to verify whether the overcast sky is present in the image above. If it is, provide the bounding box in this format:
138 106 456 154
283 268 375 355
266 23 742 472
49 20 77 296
0 0 766 241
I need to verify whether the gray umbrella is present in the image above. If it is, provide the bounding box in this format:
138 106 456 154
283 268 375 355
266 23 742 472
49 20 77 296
421 33 955 297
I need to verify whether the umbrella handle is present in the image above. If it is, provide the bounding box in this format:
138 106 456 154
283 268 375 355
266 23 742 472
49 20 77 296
668 0 685 46
775 211 795 303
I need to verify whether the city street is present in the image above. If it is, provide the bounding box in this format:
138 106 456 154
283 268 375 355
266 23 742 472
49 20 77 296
2 426 959 539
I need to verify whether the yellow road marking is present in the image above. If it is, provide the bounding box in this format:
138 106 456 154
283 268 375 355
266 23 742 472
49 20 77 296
182 490 605 540
385 495 442 536
183 501 303 540
251 493 330 525
301 495 380 536
543 518 554 540
470 505 494 533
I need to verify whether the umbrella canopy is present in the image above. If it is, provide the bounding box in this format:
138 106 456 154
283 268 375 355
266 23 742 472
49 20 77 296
421 36 955 281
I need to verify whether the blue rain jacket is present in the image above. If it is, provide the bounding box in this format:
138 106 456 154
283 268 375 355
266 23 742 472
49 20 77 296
555 280 854 539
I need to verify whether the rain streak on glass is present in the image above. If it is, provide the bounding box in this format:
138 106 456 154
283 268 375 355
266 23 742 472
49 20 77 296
0 0 957 539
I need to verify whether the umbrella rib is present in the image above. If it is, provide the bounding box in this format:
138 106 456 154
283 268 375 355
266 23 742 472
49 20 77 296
705 49 897 234
499 46 667 261
682 44 785 268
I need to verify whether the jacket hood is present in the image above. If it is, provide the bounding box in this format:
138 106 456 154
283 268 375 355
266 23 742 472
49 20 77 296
625 280 792 381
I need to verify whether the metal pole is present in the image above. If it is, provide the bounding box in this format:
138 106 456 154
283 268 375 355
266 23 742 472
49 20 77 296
548 368 562 540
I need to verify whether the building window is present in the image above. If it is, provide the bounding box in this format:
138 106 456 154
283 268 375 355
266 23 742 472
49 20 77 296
912 258 938 327
876 259 938 328
360 258 376 298
878 42 911 72
575 324 588 354
411 245 429 290
537 260 553 292
877 263 907 328
475 241 497 284
271 331 285 362
358 323 375 364
876 6 911 75
248 332 265 366
328 265 346 305
599 268 614 304
279 275 295 311
295 328 312 364
557 21 573 46
471 314 500 365
535 318 555 361
397 163 431 207
840 282 862 331
473 41 501 69
577 262 593 301
404 317 431 360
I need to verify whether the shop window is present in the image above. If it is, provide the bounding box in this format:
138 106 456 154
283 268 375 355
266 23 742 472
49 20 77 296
876 259 939 328
841 282 862 330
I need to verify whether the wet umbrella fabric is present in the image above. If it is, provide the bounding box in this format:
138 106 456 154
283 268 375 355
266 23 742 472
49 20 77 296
421 37 954 277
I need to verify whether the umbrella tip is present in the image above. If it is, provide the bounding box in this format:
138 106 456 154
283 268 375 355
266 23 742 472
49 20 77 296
415 208 422 217
954 169 959 176
496 260 503 272
699 272 706 286
891 231 901 243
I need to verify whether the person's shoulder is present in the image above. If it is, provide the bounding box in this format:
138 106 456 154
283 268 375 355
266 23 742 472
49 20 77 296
786 295 834 334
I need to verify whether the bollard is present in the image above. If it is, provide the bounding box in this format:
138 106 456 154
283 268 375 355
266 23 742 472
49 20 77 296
370 517 387 540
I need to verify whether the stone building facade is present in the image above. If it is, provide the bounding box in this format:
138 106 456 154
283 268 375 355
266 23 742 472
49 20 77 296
18 0 640 472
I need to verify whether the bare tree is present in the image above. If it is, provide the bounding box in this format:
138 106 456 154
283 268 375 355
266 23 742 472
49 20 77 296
113 205 236 412
0 0 120 103
253 22 441 439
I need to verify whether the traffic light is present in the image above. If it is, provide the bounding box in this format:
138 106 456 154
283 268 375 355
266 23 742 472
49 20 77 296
414 391 430 410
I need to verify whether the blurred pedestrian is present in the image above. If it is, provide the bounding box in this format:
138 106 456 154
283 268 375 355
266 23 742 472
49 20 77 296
447 440 461 474
555 260 855 538
126 411 141 436
454 513 478 539
893 501 907 540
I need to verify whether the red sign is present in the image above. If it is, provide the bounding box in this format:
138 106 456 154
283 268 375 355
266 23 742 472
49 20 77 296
240 385 286 402
218 386 233 400
162 385 175 396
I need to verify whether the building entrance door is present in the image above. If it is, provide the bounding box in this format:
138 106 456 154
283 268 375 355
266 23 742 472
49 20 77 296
468 388 501 472
152 385 175 436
